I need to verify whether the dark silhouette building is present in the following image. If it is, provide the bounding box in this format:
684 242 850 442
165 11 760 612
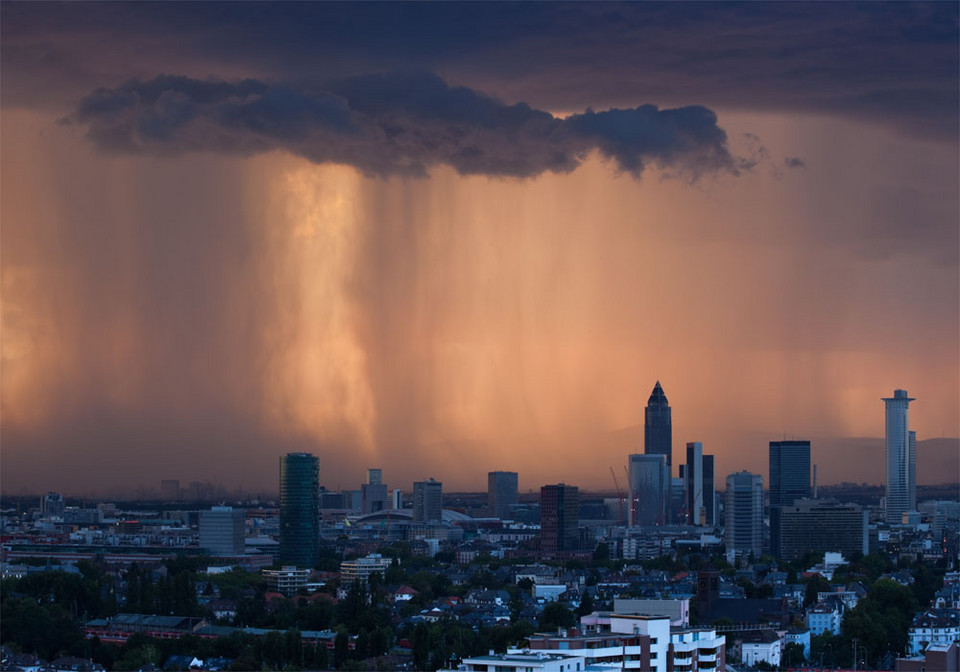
769 440 811 557
541 484 579 554
413 478 443 522
644 381 673 468
488 471 519 520
279 452 320 568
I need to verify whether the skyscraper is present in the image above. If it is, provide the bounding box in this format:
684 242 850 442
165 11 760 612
488 471 519 519
628 454 669 526
413 478 443 522
540 484 579 554
683 443 715 526
644 381 672 468
725 471 763 562
769 440 811 557
279 452 320 568
884 389 916 524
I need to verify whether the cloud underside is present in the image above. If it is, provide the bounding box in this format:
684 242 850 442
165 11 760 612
67 72 740 179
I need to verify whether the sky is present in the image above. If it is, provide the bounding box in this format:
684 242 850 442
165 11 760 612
2 2 958 496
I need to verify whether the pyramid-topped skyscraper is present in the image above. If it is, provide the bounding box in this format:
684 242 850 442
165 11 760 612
644 381 673 468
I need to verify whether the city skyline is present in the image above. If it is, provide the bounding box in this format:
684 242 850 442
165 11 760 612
2 3 958 495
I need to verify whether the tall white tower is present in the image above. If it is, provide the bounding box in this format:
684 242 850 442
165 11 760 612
883 389 916 524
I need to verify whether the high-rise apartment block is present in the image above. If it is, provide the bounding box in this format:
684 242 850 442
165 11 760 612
777 499 869 560
413 478 443 522
628 453 669 526
541 484 579 554
725 471 763 562
279 452 320 568
488 471 519 519
199 506 245 556
884 389 916 524
769 440 811 557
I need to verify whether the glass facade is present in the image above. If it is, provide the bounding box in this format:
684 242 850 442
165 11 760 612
279 452 320 568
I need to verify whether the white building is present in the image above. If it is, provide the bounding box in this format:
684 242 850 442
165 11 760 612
738 630 781 667
670 627 726 672
883 389 916 525
725 471 763 563
806 602 842 636
339 553 391 584
262 566 311 596
908 609 960 655
610 614 671 672
456 652 585 672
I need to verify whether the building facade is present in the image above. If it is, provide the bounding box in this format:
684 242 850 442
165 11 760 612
884 389 917 524
769 440 811 557
199 506 245 556
683 443 715 526
628 454 669 527
413 478 443 522
279 452 320 568
541 484 579 554
488 471 519 520
777 499 868 561
725 471 763 562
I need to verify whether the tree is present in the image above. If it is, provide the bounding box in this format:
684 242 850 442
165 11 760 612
412 622 430 670
538 602 575 631
577 592 595 617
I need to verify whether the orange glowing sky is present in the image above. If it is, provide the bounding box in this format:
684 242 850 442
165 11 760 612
1 4 957 495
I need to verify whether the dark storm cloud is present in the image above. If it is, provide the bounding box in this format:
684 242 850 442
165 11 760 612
67 72 738 178
3 2 956 138
784 157 805 169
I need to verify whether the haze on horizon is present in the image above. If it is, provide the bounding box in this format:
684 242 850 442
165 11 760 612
2 3 958 496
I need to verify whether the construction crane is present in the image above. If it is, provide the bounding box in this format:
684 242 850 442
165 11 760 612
610 467 625 526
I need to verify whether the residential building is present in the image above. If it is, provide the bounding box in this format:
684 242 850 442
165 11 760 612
279 452 320 568
413 478 443 522
725 471 763 562
541 484 579 554
199 506 245 556
769 440 811 558
777 499 868 561
628 454 669 527
736 630 781 668
884 389 917 524
488 471 519 519
785 628 811 659
806 601 842 636
908 609 960 656
339 553 392 585
262 566 311 596
530 615 725 672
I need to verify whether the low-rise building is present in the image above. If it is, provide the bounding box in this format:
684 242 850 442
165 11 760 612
339 553 391 585
262 566 311 596
806 601 842 636
455 651 585 672
735 630 781 668
908 609 960 656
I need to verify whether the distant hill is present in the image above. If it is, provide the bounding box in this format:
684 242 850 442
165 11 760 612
812 437 959 486
599 425 958 487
